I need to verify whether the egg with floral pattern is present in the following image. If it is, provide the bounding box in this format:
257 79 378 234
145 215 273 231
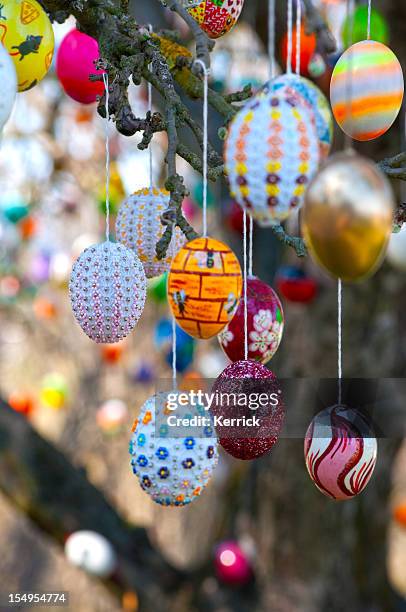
183 0 244 39
129 393 219 506
218 276 284 364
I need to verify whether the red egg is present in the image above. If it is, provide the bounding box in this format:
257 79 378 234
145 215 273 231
214 541 252 585
281 24 316 76
226 200 244 235
276 266 317 304
218 277 284 364
56 30 105 104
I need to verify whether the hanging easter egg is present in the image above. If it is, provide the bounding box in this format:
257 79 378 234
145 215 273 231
281 24 316 76
116 188 185 279
342 5 389 47
330 40 404 141
2 201 29 224
100 342 125 364
168 236 242 340
33 295 57 320
211 360 284 460
154 318 195 373
131 362 154 385
214 540 253 585
97 399 128 435
393 502 406 528
69 241 146 343
225 87 320 225
276 265 317 304
184 0 244 39
225 199 244 235
308 53 327 79
218 277 284 365
305 404 377 500
302 152 395 281
271 74 333 159
0 0 54 92
8 391 35 416
56 29 105 104
40 372 68 409
386 225 406 271
0 42 16 130
129 393 219 507
148 273 168 304
64 530 117 577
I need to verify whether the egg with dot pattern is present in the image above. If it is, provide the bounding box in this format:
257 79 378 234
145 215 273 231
182 0 244 39
129 393 219 507
225 87 320 225
116 188 185 279
69 241 146 343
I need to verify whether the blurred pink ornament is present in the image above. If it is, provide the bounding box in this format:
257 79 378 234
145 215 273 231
214 540 253 585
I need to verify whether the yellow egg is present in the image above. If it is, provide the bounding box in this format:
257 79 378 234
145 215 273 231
0 0 54 91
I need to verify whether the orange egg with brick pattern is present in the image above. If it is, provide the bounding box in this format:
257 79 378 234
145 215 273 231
168 237 242 340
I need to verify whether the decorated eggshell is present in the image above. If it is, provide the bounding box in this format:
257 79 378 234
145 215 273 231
64 530 117 577
116 188 185 279
276 265 317 304
281 24 316 76
0 0 54 92
0 42 16 130
342 5 389 47
218 276 284 364
225 87 320 225
386 225 406 271
184 0 244 39
271 74 333 158
56 29 105 104
168 236 242 340
69 241 146 343
129 393 219 507
304 404 377 500
330 40 404 141
210 360 285 460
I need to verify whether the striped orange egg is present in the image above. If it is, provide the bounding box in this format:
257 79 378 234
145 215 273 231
330 40 404 141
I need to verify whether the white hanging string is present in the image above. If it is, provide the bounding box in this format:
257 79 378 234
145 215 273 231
147 25 154 191
367 0 372 40
287 0 293 74
243 211 248 360
248 215 253 277
194 59 209 237
102 72 110 242
268 0 276 79
338 279 342 404
295 0 302 75
172 235 177 390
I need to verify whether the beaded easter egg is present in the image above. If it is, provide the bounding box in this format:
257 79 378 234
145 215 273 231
303 152 395 281
211 360 284 460
129 393 219 507
225 87 320 225
69 241 146 343
330 40 404 141
304 404 377 500
56 29 105 104
168 236 242 340
0 0 54 92
271 74 333 159
116 188 185 279
183 0 244 39
218 277 284 364
0 42 16 130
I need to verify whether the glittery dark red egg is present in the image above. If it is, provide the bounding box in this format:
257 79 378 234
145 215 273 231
210 360 285 460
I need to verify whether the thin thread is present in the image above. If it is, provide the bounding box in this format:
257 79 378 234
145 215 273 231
170 236 177 390
367 0 372 40
338 279 342 405
243 211 248 360
147 25 153 192
248 215 253 277
287 0 293 74
268 0 276 79
102 72 110 242
194 59 209 237
296 0 301 75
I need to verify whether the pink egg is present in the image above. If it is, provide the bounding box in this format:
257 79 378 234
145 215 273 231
56 29 105 104
214 541 252 585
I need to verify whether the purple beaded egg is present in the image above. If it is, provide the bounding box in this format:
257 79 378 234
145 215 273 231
69 241 146 343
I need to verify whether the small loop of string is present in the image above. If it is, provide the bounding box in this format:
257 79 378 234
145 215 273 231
268 0 276 79
102 72 110 242
367 0 372 40
194 59 209 237
243 211 248 360
338 279 342 405
248 215 253 277
147 25 154 192
287 0 293 74
295 0 302 75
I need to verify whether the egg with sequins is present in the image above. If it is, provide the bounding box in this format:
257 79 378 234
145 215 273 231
116 188 185 279
304 404 377 500
69 241 146 343
183 0 244 39
224 87 320 225
129 393 219 507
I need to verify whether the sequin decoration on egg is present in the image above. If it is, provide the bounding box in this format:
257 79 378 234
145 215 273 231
330 40 404 141
69 241 146 343
116 188 185 279
304 404 377 500
224 87 320 226
129 393 219 507
183 0 244 39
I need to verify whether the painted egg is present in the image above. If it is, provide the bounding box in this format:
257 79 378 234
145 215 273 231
65 531 117 577
342 5 389 47
330 40 404 141
302 152 395 281
281 24 316 76
0 42 17 130
210 360 285 460
185 0 244 40
154 318 195 373
168 236 242 340
271 73 333 159
0 0 54 92
129 393 219 507
214 540 253 585
225 87 320 225
386 225 406 271
116 188 185 279
275 265 317 304
304 404 377 500
218 276 284 364
69 241 146 343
